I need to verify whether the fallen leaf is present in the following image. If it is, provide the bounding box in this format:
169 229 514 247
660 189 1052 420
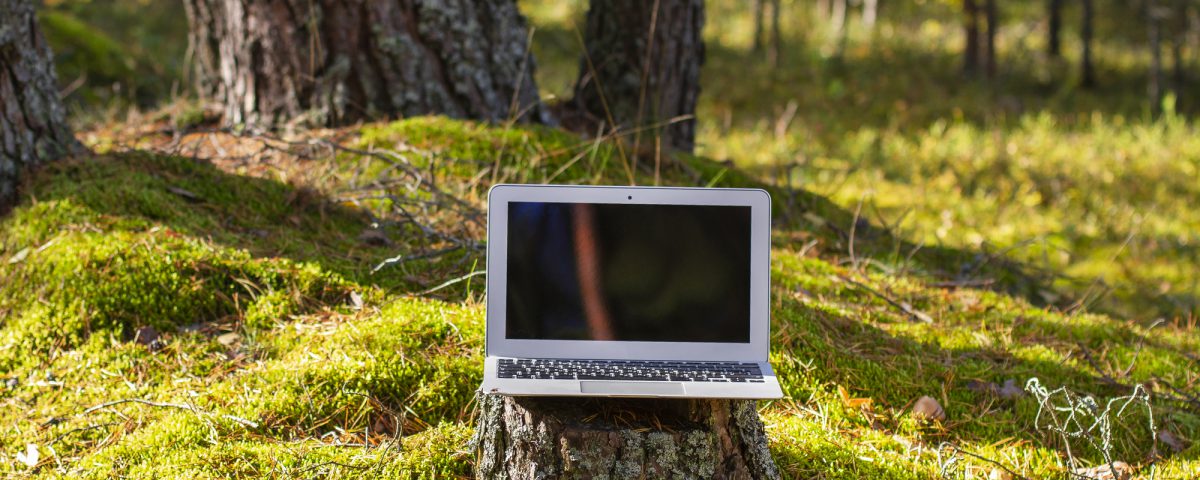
838 385 873 409
1159 431 1188 453
216 332 241 346
998 379 1024 399
357 229 391 247
912 396 945 422
966 379 999 396
1071 461 1132 480
15 443 39 468
8 247 31 264
134 325 162 350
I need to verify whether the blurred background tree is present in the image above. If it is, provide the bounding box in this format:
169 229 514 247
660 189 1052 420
26 0 1200 319
38 0 188 120
40 0 1200 126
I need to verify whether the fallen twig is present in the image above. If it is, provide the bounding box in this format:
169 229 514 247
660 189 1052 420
938 442 1030 480
416 270 487 296
49 422 121 445
1152 376 1200 412
81 398 259 429
838 274 933 323
371 245 473 273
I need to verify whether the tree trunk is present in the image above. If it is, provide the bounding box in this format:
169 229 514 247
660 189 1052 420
768 0 781 67
1171 0 1187 93
472 394 780 479
830 0 847 38
964 0 981 75
985 0 998 78
571 0 704 154
863 0 879 28
184 0 548 130
1081 0 1096 87
752 0 765 53
0 0 81 210
1149 0 1164 113
1048 0 1063 57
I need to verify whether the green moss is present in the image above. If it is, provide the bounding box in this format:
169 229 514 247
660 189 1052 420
1 117 1198 478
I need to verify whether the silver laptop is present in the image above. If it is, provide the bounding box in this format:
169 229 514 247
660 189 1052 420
481 185 784 399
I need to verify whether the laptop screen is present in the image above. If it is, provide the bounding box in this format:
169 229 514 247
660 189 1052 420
505 201 752 343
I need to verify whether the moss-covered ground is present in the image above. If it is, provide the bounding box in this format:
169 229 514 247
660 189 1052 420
7 0 1199 477
1 117 1196 478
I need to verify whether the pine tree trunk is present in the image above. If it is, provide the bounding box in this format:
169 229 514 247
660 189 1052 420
985 0 998 78
1149 0 1165 113
768 0 781 67
1171 0 1186 92
1048 0 1063 57
752 0 765 53
830 0 847 37
0 0 81 210
570 0 705 154
183 0 548 130
472 394 780 479
863 0 879 27
964 0 981 75
1081 0 1096 87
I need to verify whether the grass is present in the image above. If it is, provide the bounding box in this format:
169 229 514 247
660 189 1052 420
6 0 1198 476
523 0 1200 323
0 116 1197 478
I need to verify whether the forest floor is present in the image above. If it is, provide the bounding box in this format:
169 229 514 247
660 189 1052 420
2 0 1199 478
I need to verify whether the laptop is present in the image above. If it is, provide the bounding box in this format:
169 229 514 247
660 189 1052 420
481 185 784 399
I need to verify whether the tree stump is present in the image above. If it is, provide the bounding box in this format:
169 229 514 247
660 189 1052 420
472 394 780 479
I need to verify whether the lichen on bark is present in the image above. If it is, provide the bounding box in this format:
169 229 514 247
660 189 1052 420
184 0 549 130
0 0 82 209
471 393 780 479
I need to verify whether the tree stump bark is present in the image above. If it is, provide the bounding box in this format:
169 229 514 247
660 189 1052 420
184 0 549 130
570 0 704 154
0 0 82 209
472 394 780 479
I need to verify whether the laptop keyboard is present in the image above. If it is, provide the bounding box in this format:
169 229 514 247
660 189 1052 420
497 358 765 382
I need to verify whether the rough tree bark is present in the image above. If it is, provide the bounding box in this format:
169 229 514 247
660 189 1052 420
0 0 81 210
184 0 548 130
571 0 704 154
1048 0 1063 57
472 395 780 479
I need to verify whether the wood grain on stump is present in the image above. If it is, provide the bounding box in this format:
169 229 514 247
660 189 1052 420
472 394 780 479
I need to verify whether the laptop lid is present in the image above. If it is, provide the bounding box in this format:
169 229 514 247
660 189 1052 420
485 185 771 362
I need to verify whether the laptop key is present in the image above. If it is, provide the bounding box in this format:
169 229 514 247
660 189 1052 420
498 359 765 382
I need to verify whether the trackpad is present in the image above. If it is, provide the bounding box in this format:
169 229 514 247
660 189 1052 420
579 381 685 396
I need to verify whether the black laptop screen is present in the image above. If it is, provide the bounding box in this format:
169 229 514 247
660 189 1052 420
505 201 752 343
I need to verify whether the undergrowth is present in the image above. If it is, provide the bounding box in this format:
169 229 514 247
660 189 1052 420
0 116 1196 478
